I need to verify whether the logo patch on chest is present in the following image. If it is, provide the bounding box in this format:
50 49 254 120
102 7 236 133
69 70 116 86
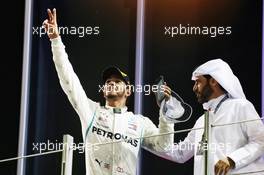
127 117 138 132
96 114 110 129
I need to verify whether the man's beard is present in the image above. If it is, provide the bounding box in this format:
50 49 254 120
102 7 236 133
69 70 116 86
195 83 213 104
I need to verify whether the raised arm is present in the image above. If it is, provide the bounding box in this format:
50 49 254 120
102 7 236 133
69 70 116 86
43 8 99 129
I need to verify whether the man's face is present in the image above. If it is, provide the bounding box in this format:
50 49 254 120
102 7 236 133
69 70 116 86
192 75 213 104
103 75 127 100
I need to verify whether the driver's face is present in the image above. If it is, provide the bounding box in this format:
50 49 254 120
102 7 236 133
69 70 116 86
103 75 127 99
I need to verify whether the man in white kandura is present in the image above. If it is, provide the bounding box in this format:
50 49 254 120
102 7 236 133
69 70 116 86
152 59 264 175
43 8 185 175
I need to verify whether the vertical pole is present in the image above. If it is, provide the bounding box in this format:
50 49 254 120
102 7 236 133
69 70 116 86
17 0 33 174
134 0 145 114
203 111 211 175
61 135 74 175
135 0 145 175
262 0 264 121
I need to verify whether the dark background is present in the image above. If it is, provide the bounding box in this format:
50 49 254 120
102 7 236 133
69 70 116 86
0 0 262 175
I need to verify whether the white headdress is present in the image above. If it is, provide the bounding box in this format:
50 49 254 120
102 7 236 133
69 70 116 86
192 59 246 99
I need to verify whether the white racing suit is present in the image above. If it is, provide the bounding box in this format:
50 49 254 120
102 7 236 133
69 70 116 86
50 37 184 175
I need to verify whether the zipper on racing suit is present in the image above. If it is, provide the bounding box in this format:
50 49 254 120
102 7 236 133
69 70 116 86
112 108 121 174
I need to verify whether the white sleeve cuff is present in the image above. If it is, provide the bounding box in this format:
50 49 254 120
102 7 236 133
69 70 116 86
50 36 63 47
227 148 250 169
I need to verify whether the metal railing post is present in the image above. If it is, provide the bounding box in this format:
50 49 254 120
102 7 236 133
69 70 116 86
61 135 74 175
